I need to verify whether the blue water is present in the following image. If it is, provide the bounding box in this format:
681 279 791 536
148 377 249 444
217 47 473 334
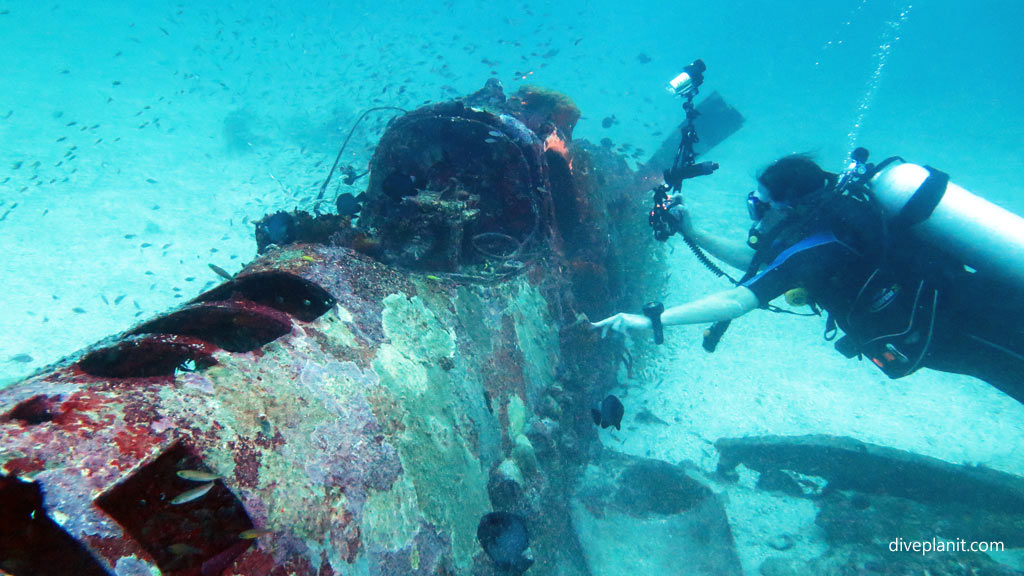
1 1 1023 571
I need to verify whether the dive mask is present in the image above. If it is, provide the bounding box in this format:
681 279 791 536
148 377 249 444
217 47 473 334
747 190 771 221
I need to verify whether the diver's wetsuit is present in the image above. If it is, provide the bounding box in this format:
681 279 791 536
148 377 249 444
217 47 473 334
742 232 871 326
741 228 1024 405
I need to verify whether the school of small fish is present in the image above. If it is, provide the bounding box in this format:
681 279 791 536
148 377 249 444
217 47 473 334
0 1 663 386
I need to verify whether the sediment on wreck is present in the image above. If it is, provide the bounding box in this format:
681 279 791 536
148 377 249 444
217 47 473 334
0 81 664 576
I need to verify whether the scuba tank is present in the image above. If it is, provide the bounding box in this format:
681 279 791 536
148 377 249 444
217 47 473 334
832 151 1024 378
868 160 1024 290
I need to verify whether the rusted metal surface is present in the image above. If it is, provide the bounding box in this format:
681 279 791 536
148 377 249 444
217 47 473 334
359 101 554 273
1 83 663 575
2 247 567 575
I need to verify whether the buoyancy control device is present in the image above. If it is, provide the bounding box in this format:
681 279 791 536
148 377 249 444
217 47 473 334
832 149 1024 378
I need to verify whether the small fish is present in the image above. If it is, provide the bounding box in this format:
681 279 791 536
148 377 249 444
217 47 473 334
208 263 233 279
601 115 617 129
477 512 534 572
484 138 498 144
176 469 221 482
487 130 503 138
591 394 624 430
239 528 274 539
7 353 33 363
170 481 214 505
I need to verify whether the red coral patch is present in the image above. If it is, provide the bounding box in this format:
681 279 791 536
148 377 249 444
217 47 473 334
113 424 158 462
2 455 46 476
229 438 262 488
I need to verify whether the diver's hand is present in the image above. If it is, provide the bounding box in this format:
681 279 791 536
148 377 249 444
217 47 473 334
591 313 652 338
666 202 695 239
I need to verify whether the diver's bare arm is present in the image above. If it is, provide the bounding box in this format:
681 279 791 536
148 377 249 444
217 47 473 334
661 286 759 326
687 228 755 271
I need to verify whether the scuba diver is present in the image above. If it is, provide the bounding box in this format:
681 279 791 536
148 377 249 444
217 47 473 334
593 152 1024 406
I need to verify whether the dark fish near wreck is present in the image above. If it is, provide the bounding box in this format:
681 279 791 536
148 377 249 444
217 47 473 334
477 512 534 572
591 394 624 430
335 192 364 216
258 212 293 245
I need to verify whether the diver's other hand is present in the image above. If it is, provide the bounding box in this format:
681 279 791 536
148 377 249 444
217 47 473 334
591 313 652 338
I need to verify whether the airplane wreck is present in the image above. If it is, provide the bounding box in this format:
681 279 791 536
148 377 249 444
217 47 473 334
0 81 676 576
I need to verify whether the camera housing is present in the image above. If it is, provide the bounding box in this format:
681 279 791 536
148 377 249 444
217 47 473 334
666 59 706 97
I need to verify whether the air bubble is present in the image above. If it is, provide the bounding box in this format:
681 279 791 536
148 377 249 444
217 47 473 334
845 3 914 161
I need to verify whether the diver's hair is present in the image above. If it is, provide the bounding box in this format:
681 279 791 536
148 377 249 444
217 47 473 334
758 154 834 203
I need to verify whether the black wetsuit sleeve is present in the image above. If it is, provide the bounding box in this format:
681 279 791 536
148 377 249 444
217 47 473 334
742 235 857 307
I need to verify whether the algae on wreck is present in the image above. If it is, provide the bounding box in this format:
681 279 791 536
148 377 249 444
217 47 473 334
508 281 558 402
373 293 493 570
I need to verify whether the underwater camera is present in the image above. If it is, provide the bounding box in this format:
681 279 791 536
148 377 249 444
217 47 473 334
648 186 678 242
649 58 719 242
666 59 706 98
